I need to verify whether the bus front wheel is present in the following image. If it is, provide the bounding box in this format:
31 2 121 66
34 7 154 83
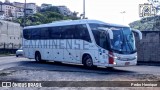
83 55 94 68
106 67 114 70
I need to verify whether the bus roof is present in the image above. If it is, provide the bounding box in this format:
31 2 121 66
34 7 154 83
24 19 129 29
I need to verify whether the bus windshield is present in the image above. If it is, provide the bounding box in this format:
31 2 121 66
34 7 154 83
110 27 136 54
90 24 136 54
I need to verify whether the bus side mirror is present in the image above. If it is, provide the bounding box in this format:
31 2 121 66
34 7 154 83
132 29 142 40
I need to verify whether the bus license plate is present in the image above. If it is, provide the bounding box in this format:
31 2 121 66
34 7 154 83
125 62 130 66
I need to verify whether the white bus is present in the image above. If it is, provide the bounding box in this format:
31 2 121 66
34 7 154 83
22 19 142 68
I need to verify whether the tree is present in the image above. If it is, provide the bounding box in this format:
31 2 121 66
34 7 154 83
130 0 160 31
14 11 79 26
14 5 80 26
129 16 160 31
148 0 160 14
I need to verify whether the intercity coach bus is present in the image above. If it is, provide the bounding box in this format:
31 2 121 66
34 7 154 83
22 19 142 68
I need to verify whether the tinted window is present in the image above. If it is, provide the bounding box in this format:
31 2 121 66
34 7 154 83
76 24 91 42
90 24 110 50
92 30 101 46
41 27 49 39
92 30 109 50
49 26 62 39
61 25 75 39
31 28 41 39
49 24 91 42
23 24 91 42
23 29 29 39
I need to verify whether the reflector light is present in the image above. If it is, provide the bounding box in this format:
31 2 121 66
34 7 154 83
109 52 114 64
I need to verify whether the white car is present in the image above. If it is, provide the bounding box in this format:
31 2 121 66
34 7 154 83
16 47 24 57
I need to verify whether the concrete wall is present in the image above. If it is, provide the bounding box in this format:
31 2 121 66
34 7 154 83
0 20 22 49
135 31 160 63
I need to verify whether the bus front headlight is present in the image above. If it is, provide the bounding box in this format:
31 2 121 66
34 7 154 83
113 62 117 65
113 56 118 59
135 56 137 59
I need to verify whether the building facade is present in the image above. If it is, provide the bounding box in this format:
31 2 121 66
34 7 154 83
26 3 37 14
0 0 37 19
0 11 5 19
0 2 16 20
41 3 52 9
13 2 37 16
57 6 73 16
13 2 24 8
13 2 24 18
15 7 24 18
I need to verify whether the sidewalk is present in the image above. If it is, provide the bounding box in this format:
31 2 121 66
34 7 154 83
0 54 15 57
137 61 160 66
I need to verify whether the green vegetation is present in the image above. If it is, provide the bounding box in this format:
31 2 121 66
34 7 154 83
129 0 160 31
14 6 80 26
129 16 160 31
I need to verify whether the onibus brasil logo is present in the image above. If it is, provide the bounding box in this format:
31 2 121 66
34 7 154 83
139 3 156 17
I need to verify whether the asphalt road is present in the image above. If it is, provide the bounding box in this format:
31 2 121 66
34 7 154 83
0 56 160 79
0 56 160 90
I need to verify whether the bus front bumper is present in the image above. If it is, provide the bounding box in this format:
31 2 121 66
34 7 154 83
108 59 137 67
94 59 137 67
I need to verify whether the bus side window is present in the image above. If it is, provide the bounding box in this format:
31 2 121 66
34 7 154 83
92 30 109 50
61 26 67 39
31 28 41 40
49 26 61 39
99 31 109 50
28 29 32 39
92 30 100 46
41 27 49 39
76 24 91 42
62 25 75 39
23 29 29 40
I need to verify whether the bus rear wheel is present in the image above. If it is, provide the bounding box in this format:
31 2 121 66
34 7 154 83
35 52 41 62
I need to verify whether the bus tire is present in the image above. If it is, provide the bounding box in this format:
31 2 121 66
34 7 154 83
35 52 42 62
83 55 94 68
54 61 62 64
106 67 114 70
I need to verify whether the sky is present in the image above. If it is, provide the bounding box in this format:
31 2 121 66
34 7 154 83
2 0 149 25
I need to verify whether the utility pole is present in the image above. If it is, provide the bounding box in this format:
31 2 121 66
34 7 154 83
120 11 126 24
23 0 26 27
83 0 85 19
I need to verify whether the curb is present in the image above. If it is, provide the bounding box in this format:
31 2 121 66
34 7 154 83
137 62 160 66
0 54 15 57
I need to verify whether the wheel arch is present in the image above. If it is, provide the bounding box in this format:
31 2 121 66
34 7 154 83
82 53 92 64
35 51 40 58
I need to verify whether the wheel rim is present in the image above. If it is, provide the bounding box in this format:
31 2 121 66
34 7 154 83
86 58 92 67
